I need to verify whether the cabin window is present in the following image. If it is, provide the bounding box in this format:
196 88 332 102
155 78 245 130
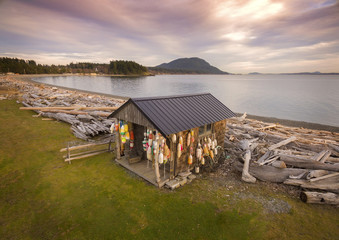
199 125 205 135
206 123 212 132
199 123 212 136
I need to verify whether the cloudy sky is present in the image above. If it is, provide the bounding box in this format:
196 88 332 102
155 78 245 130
0 0 338 73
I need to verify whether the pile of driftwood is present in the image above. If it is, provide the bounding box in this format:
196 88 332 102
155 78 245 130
2 76 125 140
225 113 339 205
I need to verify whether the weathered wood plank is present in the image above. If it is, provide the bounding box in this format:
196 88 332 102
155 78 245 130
268 136 297 150
60 141 111 152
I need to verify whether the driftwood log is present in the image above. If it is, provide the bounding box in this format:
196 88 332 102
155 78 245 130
300 191 339 205
284 178 339 193
279 154 339 172
226 114 339 204
20 106 118 111
241 150 256 183
234 161 308 183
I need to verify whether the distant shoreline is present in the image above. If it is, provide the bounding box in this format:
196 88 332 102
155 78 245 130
7 74 339 133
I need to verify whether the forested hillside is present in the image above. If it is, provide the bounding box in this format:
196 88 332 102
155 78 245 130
0 57 148 75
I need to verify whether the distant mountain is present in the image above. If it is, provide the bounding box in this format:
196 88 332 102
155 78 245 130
285 71 339 75
150 57 228 74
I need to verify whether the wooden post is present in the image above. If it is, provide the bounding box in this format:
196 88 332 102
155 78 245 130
170 139 175 179
108 139 112 152
116 132 121 160
164 162 166 178
154 154 161 184
67 142 71 164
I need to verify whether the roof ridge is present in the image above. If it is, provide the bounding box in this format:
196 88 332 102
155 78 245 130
132 92 211 102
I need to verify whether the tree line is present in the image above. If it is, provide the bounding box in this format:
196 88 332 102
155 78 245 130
0 57 148 75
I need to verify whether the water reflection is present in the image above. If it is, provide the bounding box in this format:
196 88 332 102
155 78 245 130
33 74 339 127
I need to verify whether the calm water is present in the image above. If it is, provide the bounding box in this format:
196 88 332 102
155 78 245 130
33 74 339 127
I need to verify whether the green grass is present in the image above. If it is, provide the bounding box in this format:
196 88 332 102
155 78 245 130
0 100 338 239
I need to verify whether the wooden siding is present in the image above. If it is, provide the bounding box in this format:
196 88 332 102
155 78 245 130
113 102 156 129
214 119 227 150
172 120 226 175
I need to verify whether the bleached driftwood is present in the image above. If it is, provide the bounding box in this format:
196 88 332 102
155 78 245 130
20 106 118 111
236 112 247 122
271 160 287 169
300 191 339 205
234 161 308 183
319 150 331 163
312 150 328 161
241 150 256 183
306 170 330 180
284 179 339 193
268 136 297 151
309 172 339 182
279 154 339 172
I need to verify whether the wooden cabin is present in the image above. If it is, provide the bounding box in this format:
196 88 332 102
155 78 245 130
108 93 235 187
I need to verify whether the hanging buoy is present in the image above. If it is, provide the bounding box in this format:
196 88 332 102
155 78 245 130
130 141 134 149
159 152 164 164
148 138 152 147
208 137 212 149
187 133 191 147
164 144 170 158
142 138 147 151
203 144 209 154
195 166 200 174
153 139 158 151
115 123 119 132
179 136 183 145
196 147 202 160
211 140 215 150
125 131 130 140
110 123 114 134
214 147 218 155
121 136 126 144
177 143 182 159
209 150 214 159
120 125 125 134
130 131 134 140
190 130 194 143
188 154 193 165
172 134 177 143
201 157 205 165
147 146 152 160
124 123 128 132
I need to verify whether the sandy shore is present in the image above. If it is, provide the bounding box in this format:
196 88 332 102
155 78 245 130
2 74 339 133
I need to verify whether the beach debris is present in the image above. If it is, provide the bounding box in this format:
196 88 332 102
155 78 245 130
300 191 339 205
225 115 339 205
1 75 126 140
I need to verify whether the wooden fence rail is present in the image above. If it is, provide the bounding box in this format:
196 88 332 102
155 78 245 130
61 140 114 163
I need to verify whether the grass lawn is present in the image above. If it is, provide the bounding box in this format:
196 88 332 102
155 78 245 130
0 100 338 239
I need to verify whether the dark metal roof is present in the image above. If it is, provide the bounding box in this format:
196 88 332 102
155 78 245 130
109 93 236 136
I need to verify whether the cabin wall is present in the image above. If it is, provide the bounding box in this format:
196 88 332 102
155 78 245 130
173 127 200 174
214 119 227 149
113 102 156 129
173 120 227 175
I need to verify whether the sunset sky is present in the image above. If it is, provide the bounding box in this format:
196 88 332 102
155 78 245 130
0 0 338 73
